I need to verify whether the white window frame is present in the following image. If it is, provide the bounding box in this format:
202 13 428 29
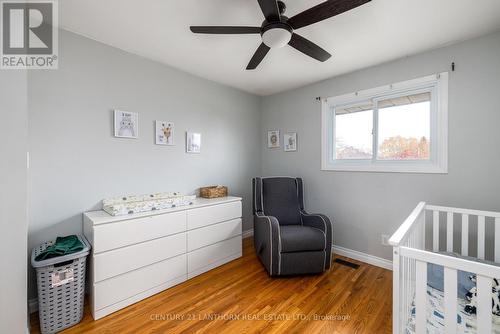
321 73 448 173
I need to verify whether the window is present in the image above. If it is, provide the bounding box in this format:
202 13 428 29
321 73 448 173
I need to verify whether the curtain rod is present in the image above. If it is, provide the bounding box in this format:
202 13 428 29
314 63 455 102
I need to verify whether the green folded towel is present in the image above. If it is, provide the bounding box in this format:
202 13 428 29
35 235 84 261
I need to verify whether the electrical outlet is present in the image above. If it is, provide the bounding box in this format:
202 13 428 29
381 234 390 246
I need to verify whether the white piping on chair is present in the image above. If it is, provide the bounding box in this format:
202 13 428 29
301 211 328 271
260 178 273 273
295 178 304 226
257 211 272 275
259 177 283 275
260 178 264 214
260 176 298 179
277 223 281 275
253 179 257 213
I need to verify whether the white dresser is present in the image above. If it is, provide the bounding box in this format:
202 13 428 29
83 196 242 320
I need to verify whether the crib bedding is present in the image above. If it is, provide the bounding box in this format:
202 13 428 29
427 262 474 299
427 252 500 298
406 285 500 334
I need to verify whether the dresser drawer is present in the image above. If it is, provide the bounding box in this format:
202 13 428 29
188 236 241 274
93 211 186 253
94 233 186 282
187 201 241 230
94 254 186 311
187 219 241 252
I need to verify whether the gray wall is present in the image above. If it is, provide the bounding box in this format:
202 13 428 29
0 71 28 333
27 30 261 298
261 31 500 261
24 27 500 304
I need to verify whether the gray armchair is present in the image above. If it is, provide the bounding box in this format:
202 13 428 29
252 177 333 276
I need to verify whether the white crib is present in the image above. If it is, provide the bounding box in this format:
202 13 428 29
389 202 500 334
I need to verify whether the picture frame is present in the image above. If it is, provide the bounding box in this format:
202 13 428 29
267 130 280 148
284 132 297 152
114 110 138 139
155 121 174 145
186 132 201 153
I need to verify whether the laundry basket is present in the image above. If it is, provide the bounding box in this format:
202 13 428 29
31 235 90 334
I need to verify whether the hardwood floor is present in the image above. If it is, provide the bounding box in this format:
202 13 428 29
30 237 392 334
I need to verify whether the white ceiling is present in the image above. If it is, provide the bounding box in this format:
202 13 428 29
59 0 500 96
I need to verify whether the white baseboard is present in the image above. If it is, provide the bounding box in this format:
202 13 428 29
333 245 393 271
28 298 38 314
242 229 254 239
241 228 392 271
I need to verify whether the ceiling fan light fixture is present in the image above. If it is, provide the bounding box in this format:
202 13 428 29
261 27 292 48
190 0 372 69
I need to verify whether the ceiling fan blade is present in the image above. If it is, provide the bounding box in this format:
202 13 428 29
246 43 271 70
257 0 280 21
190 26 261 34
287 0 371 30
288 33 331 62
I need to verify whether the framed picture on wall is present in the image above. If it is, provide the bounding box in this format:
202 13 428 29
186 132 201 153
284 132 297 152
267 130 280 148
155 121 174 145
114 110 138 139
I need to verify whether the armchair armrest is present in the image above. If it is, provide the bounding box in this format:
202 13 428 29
300 211 333 269
254 212 281 276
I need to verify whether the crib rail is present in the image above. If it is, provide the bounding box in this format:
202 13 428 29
391 203 500 334
389 202 426 248
390 202 426 334
426 204 500 261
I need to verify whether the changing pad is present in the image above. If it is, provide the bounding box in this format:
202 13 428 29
103 192 196 216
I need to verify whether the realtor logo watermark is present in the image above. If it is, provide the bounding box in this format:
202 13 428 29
1 0 58 69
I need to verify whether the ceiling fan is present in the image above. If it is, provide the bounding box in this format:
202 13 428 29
190 0 371 70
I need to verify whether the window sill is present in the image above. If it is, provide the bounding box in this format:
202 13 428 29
321 162 448 174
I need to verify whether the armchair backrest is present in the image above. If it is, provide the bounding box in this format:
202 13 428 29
252 177 304 225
